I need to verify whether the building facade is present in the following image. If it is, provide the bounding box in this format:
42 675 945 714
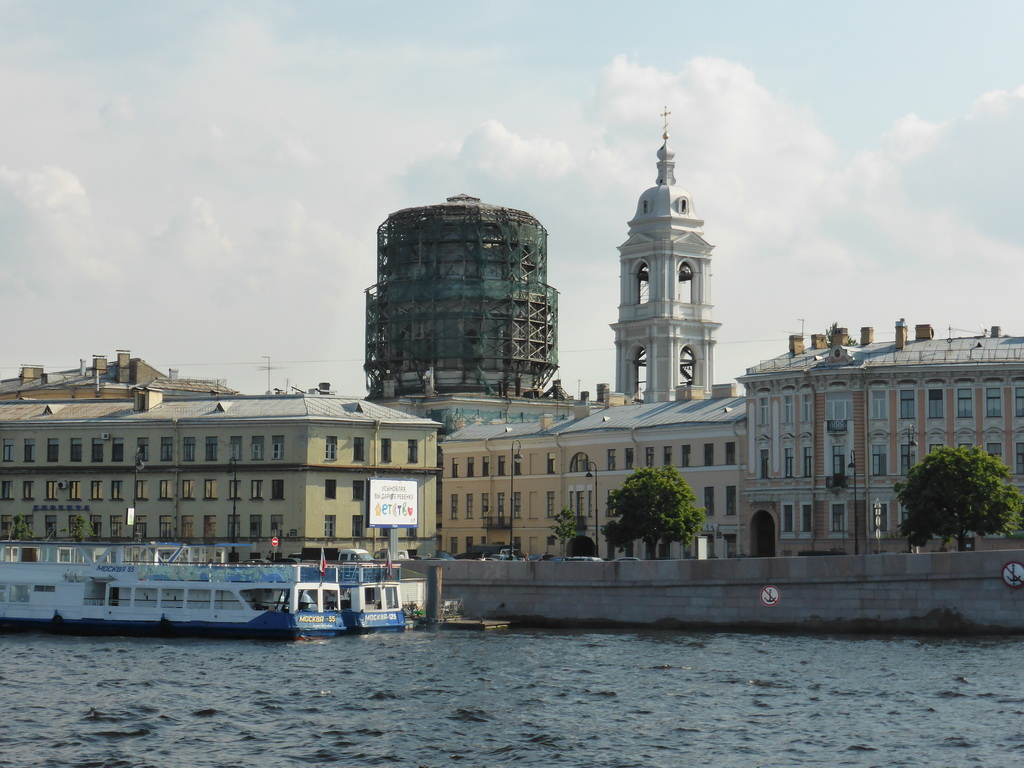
739 321 1024 556
441 397 746 559
0 390 440 558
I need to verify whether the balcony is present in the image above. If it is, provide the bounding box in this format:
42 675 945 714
483 516 510 530
826 419 848 433
825 473 847 489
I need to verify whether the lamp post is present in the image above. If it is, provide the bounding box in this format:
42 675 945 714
848 450 858 555
510 440 522 559
132 448 145 542
585 460 599 558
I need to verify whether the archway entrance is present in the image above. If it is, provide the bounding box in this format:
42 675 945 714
750 510 777 557
567 536 596 558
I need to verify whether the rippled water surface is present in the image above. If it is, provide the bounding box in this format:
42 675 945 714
1 629 1023 767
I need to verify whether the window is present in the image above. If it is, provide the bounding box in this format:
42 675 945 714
782 395 794 424
782 447 794 477
380 438 392 463
229 478 240 501
802 446 813 477
497 455 506 476
831 503 845 532
801 503 813 532
546 491 555 517
352 480 364 501
87 438 103 463
663 446 673 466
271 514 283 537
645 447 654 467
159 479 173 500
352 514 364 538
1016 387 1024 418
899 390 915 419
251 479 263 500
680 444 691 468
826 395 851 421
70 438 83 462
229 436 242 461
758 397 769 425
90 480 102 500
725 442 736 465
407 439 418 464
759 449 769 478
2 438 12 462
725 486 736 516
466 457 475 477
181 515 194 538
203 516 216 537
90 515 102 537
450 459 459 478
325 479 337 499
325 436 338 461
45 515 57 536
703 487 715 515
781 504 794 533
160 515 173 538
986 387 1002 418
481 456 490 476
465 494 473 519
181 479 195 500
204 480 217 500
251 436 264 461
183 437 196 462
202 436 217 461
271 436 284 460
45 481 59 500
22 481 34 500
497 493 505 516
927 389 944 419
161 437 173 461
0 481 10 500
704 443 714 466
481 493 489 515
47 439 59 462
24 438 35 462
324 515 336 538
831 445 846 477
227 515 240 538
871 445 888 476
957 388 974 418
135 480 148 500
870 390 888 420
111 480 123 500
271 479 284 500
136 437 149 463
512 492 521 519
606 449 616 471
801 394 812 424
900 443 915 474
547 453 556 474
625 448 634 470
987 442 1002 459
352 436 364 462
1017 443 1024 475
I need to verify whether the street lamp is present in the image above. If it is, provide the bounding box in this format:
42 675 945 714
848 450 858 555
585 460 599 558
132 448 145 542
510 440 522 558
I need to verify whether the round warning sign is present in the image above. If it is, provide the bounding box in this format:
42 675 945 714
271 536 280 548
760 585 780 607
1001 561 1024 589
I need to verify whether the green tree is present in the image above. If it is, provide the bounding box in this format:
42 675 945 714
895 446 1024 550
10 514 32 540
602 466 704 557
61 514 90 542
549 506 577 556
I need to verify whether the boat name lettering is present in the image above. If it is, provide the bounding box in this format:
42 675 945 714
96 565 136 573
364 612 399 623
297 615 331 624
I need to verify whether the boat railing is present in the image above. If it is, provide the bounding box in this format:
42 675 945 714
129 562 401 585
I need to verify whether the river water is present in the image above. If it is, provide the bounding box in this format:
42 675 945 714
1 629 1021 767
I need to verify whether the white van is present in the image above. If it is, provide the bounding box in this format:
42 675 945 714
337 548 374 562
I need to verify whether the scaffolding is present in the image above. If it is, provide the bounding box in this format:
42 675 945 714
365 195 559 398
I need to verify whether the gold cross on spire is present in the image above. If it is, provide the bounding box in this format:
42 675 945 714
661 106 671 139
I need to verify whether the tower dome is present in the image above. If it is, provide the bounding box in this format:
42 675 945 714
365 195 559 398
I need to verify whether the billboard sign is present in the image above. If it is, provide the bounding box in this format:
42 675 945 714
368 478 419 528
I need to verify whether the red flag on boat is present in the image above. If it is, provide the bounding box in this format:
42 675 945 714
319 548 327 577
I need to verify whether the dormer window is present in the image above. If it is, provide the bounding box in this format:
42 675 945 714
642 199 650 214
678 199 687 214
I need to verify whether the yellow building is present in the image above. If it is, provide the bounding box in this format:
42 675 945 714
0 389 440 558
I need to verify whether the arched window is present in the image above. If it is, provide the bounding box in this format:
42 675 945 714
680 347 695 387
678 198 687 214
636 262 649 305
569 452 590 473
677 262 693 302
634 346 647 401
642 199 650 214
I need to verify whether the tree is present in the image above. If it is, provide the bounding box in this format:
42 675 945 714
602 466 704 557
895 446 1024 550
549 506 577 556
61 515 90 542
10 514 32 540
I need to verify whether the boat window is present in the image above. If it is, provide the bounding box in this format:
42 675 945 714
135 588 157 605
323 589 339 611
385 586 399 610
57 547 74 563
215 590 244 610
364 586 381 609
240 588 287 611
108 587 123 607
187 589 211 609
160 588 184 607
0 584 6 601
9 585 30 602
339 588 352 609
33 585 55 593
298 589 318 611
21 547 38 563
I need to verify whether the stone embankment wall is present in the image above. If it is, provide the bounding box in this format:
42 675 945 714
432 549 1024 634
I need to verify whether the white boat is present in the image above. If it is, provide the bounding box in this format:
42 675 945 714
0 540 408 639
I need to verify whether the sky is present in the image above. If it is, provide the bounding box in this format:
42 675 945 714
2 1 1023 398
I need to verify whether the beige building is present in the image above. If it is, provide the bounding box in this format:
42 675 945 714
0 389 440 558
739 321 1024 556
442 395 746 559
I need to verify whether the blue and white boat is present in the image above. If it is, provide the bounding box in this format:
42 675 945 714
0 540 408 639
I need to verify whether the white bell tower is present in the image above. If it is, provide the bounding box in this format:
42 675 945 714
611 115 720 403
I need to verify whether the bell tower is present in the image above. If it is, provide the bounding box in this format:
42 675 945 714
611 115 720 402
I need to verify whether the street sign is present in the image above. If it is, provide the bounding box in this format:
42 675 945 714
271 536 280 548
760 585 780 607
1002 561 1024 589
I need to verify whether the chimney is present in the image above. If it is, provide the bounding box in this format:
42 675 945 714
860 327 874 345
834 327 849 346
915 324 934 341
789 335 805 356
116 350 130 383
675 386 706 401
93 356 108 375
580 390 590 403
19 365 43 383
991 326 1002 339
810 334 828 350
596 383 609 403
895 319 908 350
540 413 554 431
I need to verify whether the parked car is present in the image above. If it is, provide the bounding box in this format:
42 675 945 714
564 556 604 561
613 556 642 561
422 551 456 560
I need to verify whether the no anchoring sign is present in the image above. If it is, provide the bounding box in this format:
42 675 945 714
760 585 780 607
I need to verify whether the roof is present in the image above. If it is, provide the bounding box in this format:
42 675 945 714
445 397 745 443
742 333 1024 380
0 393 442 428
